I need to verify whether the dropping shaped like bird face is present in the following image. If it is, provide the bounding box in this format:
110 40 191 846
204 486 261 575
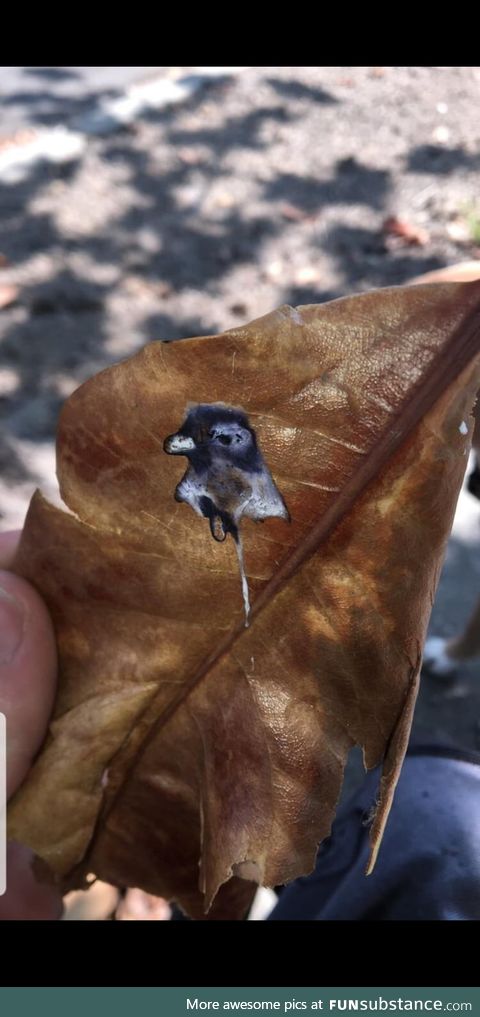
164 402 290 624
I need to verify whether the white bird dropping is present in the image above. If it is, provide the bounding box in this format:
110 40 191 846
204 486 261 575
234 532 251 626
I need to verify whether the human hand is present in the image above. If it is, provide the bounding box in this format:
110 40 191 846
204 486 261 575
0 529 63 919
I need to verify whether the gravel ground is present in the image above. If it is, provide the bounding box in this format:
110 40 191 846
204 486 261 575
0 67 166 137
1 65 479 765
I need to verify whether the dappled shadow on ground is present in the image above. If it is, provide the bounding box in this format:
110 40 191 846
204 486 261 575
1 74 121 130
407 143 480 175
319 224 446 289
0 77 302 487
168 104 295 155
264 158 391 213
1 68 480 495
23 68 83 83
266 77 338 104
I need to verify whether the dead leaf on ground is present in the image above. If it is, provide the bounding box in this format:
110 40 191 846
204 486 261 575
0 284 18 310
7 282 480 918
382 215 430 247
279 202 317 223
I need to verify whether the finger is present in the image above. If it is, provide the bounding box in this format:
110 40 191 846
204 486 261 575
0 530 62 920
0 529 57 792
0 843 63 921
0 531 21 571
0 569 57 797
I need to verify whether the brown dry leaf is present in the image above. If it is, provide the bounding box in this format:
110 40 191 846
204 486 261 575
0 283 18 310
382 216 430 247
279 201 316 223
8 283 480 919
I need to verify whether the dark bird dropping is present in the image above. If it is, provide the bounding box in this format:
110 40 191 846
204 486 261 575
164 403 290 623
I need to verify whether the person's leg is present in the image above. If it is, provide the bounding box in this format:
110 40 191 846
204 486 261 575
268 747 480 920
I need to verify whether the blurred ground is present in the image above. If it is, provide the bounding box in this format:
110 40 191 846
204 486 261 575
0 65 479 769
0 67 166 137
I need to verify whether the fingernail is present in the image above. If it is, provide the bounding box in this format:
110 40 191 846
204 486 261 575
0 585 25 665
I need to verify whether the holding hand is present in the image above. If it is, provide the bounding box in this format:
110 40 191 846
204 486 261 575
0 530 62 920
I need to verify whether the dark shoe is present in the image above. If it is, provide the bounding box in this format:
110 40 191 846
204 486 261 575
467 465 480 500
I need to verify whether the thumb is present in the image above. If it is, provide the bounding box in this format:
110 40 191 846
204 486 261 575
0 569 57 798
0 562 62 919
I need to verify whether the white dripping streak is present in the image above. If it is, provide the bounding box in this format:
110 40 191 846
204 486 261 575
234 532 251 627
